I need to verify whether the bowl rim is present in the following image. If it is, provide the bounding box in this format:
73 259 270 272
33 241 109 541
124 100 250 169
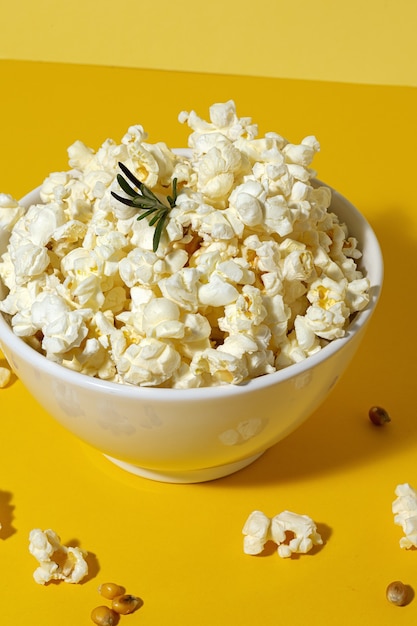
0 177 383 401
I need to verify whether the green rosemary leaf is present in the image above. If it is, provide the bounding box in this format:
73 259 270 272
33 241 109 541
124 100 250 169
132 196 159 210
167 177 178 208
140 185 162 203
149 210 166 227
173 177 177 195
136 208 159 221
112 163 179 252
118 161 143 189
153 213 167 252
110 192 137 207
116 173 138 197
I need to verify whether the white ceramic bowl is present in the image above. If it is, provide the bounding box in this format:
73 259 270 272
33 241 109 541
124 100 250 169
0 183 383 483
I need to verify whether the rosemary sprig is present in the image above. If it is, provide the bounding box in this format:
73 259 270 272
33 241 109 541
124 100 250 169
111 161 178 252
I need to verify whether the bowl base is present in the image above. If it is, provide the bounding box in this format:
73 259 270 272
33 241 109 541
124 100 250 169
103 452 264 483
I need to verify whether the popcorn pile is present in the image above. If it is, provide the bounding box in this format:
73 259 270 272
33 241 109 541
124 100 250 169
392 483 417 549
242 509 323 557
28 528 88 584
0 101 370 388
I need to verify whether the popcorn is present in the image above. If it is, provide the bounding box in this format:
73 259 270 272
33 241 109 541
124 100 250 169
0 365 11 388
29 293 90 360
270 511 323 558
392 483 417 549
115 337 181 387
0 193 25 233
28 528 88 584
0 101 370 388
190 347 248 385
242 509 323 557
242 510 271 555
10 242 50 285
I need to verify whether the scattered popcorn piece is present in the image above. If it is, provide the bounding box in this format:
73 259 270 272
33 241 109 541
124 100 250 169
270 510 323 558
28 528 88 584
392 483 417 549
242 510 271 555
0 365 11 388
0 101 370 388
242 509 322 557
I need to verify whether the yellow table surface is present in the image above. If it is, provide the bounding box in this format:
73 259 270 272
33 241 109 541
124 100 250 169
1 60 417 625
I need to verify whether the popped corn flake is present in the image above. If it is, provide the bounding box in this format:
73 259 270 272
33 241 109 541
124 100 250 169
242 509 323 557
392 483 417 549
0 365 11 388
0 101 370 388
28 528 88 584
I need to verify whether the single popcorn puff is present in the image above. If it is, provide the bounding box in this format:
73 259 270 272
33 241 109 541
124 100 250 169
242 509 322 557
28 528 88 584
0 365 11 388
242 510 271 555
392 483 417 549
270 510 323 558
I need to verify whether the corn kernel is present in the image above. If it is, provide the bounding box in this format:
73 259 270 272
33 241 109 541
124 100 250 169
112 594 142 615
369 405 391 426
91 605 118 626
386 581 410 606
98 582 125 600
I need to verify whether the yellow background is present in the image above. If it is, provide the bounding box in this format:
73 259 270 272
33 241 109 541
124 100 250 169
1 0 417 86
0 59 417 625
1 0 417 623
